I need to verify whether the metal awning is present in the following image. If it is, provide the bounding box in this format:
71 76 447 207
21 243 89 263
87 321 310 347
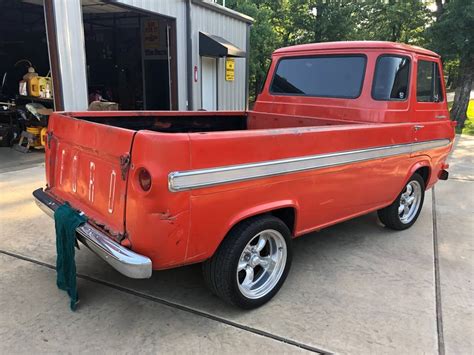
199 32 246 58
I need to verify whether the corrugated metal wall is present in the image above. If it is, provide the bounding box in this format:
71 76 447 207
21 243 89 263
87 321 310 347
115 0 248 111
190 4 248 110
115 0 188 110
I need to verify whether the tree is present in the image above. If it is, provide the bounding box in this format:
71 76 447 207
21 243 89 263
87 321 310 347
228 0 280 101
355 0 431 44
297 0 361 44
227 0 471 116
228 0 363 101
428 0 474 127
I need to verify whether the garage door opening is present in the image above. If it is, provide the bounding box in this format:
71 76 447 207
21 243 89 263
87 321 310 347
0 0 52 107
82 2 178 110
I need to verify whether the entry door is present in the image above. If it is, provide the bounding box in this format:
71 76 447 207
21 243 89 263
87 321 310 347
201 57 217 110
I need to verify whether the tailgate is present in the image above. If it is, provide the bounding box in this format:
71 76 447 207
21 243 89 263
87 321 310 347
45 113 135 235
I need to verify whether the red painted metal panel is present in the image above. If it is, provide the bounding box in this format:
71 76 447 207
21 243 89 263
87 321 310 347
46 113 135 235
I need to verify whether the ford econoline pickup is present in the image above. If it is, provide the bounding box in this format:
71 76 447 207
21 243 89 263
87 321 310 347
34 41 455 308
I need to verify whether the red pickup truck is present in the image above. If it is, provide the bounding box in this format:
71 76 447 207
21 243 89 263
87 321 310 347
34 41 454 309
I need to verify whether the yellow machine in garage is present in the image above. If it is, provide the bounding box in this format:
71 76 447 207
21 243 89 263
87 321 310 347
25 126 48 148
14 103 51 152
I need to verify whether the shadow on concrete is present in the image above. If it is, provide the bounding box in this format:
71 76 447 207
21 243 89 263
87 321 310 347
0 147 45 173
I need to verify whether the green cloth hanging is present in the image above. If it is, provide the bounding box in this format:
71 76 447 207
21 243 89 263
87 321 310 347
54 202 87 311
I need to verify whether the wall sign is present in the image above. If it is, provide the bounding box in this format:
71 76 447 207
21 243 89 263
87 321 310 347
225 58 235 81
143 19 161 57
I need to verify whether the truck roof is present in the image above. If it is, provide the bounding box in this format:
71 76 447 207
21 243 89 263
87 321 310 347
273 41 440 58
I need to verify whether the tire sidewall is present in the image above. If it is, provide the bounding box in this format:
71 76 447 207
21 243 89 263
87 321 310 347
393 173 426 229
230 217 293 309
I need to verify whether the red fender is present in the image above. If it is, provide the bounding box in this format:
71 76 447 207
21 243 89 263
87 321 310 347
404 157 432 190
226 199 300 236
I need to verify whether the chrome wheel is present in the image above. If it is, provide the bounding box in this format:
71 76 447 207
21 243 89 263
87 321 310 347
398 180 422 224
236 229 287 300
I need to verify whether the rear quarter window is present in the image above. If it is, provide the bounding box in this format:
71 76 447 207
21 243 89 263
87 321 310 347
417 60 444 102
270 55 366 99
372 55 410 101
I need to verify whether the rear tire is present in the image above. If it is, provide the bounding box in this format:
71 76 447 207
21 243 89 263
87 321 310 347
378 173 425 230
203 215 292 309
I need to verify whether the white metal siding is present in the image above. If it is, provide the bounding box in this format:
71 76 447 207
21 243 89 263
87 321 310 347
191 4 247 110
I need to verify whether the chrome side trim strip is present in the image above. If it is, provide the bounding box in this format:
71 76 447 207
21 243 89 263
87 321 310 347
169 139 450 192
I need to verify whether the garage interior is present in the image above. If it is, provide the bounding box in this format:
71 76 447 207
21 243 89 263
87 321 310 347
82 3 178 110
0 0 178 112
0 0 51 106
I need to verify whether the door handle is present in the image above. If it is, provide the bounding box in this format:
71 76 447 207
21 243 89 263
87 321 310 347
414 125 425 131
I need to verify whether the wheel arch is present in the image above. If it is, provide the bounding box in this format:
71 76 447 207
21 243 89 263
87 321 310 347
405 158 432 189
207 201 299 259
227 201 299 237
383 159 432 207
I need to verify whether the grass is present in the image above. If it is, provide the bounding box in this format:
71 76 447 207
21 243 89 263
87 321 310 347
448 99 474 136
463 100 474 135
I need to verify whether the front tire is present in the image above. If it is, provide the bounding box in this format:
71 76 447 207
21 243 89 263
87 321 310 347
203 215 292 309
378 173 425 230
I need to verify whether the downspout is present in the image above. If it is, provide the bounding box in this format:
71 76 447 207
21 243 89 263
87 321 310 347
186 0 193 110
245 23 251 110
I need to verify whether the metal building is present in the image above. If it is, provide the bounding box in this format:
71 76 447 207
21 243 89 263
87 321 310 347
42 0 253 111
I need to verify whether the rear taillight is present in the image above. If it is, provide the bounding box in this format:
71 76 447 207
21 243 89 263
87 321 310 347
138 168 152 191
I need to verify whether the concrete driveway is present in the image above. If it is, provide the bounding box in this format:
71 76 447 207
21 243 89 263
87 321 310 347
0 136 472 354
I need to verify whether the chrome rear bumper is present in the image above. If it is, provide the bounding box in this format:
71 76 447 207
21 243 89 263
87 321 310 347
32 188 152 279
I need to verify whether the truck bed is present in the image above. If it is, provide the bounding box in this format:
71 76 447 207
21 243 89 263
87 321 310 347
73 110 361 133
43 110 363 238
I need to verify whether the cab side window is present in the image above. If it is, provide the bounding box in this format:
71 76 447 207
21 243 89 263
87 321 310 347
372 55 410 101
270 55 367 99
417 60 444 102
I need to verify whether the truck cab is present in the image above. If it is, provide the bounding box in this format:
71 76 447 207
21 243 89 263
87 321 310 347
254 41 448 125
